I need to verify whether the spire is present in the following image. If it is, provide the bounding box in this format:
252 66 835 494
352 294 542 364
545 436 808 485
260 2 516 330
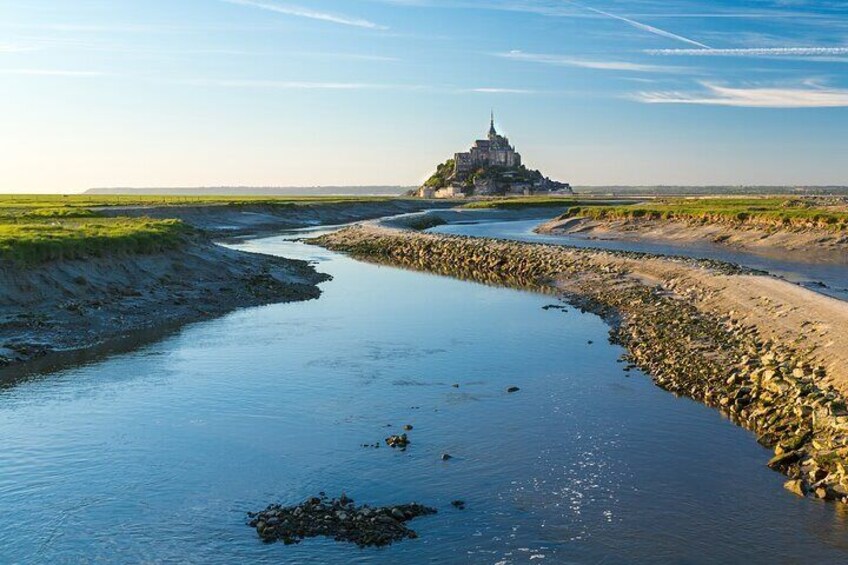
488 110 497 139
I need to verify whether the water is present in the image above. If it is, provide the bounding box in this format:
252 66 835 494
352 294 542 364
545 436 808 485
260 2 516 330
431 214 848 301
2 226 848 563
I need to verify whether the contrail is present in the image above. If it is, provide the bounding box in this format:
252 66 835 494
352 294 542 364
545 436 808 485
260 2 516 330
565 1 711 49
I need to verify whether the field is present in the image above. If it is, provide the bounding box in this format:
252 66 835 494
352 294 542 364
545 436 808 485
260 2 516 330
0 194 397 263
0 194 396 208
559 197 848 230
461 196 627 209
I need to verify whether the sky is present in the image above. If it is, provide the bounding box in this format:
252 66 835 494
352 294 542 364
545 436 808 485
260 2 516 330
1 0 847 192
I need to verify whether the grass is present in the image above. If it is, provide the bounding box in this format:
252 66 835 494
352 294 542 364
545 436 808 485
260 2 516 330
559 197 848 231
461 196 634 210
0 194 410 264
462 196 578 209
0 218 191 264
0 194 398 209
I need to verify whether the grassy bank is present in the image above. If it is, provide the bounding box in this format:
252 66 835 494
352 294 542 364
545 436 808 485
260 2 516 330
560 197 848 231
0 213 189 264
0 194 398 209
462 196 575 209
0 195 416 264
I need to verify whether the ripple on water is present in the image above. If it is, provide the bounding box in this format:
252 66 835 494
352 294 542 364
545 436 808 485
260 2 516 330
2 231 848 563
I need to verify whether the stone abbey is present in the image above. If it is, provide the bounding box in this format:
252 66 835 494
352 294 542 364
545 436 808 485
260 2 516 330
418 114 571 199
454 112 522 174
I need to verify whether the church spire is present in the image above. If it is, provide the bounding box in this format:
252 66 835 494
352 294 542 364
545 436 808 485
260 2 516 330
488 110 497 139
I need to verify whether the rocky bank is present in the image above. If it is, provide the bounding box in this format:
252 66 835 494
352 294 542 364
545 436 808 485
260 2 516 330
314 225 848 504
0 200 441 373
0 236 327 370
538 215 848 265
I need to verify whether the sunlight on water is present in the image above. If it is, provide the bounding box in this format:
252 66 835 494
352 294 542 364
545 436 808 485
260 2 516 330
1 225 848 563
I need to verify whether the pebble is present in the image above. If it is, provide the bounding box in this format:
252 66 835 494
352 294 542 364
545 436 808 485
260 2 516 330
385 433 410 449
314 225 848 506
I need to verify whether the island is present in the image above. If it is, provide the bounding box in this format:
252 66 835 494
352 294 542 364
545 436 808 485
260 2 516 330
416 113 572 198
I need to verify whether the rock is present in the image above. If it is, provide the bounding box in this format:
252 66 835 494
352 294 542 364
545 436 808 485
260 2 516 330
440 453 453 461
451 384 460 388
248 494 436 548
768 450 802 472
403 425 414 431
451 500 466 510
385 434 410 449
507 386 520 393
784 479 806 497
815 487 832 500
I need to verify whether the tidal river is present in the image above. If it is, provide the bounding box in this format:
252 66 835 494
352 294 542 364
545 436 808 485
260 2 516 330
2 222 848 563
430 212 848 302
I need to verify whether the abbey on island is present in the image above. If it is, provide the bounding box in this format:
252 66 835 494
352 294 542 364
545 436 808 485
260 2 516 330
417 114 572 199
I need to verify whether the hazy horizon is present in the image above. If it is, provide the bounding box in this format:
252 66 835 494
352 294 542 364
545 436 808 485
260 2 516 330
2 0 847 192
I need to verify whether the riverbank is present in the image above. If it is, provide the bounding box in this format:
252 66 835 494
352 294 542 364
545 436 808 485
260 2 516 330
96 199 450 237
538 216 848 264
0 236 328 369
0 199 442 371
315 224 848 503
538 197 848 263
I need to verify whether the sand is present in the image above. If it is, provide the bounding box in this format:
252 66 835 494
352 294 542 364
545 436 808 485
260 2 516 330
538 216 848 265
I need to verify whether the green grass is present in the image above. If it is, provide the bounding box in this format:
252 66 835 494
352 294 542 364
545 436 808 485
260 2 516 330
461 196 582 209
0 218 190 264
559 197 848 231
0 194 398 209
461 196 633 210
0 194 410 264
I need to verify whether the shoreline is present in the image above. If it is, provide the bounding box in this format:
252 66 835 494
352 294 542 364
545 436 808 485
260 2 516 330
314 224 848 503
0 237 328 371
0 200 441 374
537 215 848 265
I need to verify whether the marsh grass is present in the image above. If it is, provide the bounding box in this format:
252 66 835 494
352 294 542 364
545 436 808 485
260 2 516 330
0 194 407 264
462 196 607 209
560 197 848 231
0 218 190 264
0 194 396 209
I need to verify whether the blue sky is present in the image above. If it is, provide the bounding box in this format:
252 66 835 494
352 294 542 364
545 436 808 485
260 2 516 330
1 0 847 191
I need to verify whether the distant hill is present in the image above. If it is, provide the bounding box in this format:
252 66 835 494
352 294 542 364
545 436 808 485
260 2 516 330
85 186 414 196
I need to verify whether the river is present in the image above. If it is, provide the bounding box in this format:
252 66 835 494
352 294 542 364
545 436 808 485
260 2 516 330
429 211 848 302
2 219 848 563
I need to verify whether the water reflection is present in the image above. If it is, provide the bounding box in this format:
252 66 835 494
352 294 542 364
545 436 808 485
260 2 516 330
1 228 848 563
431 215 848 301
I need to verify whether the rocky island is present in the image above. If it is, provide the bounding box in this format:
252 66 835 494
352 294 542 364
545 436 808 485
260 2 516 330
416 114 572 199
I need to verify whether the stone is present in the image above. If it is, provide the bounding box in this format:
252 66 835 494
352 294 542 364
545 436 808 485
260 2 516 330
386 434 410 449
768 450 802 471
783 479 806 497
248 494 437 548
440 453 453 461
507 386 520 393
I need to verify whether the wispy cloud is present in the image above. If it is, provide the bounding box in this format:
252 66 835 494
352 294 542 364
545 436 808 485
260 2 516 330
633 81 848 108
646 47 848 58
0 43 37 53
221 0 387 30
497 50 674 73
181 78 413 90
299 52 400 62
0 68 104 77
468 87 538 94
564 1 711 48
